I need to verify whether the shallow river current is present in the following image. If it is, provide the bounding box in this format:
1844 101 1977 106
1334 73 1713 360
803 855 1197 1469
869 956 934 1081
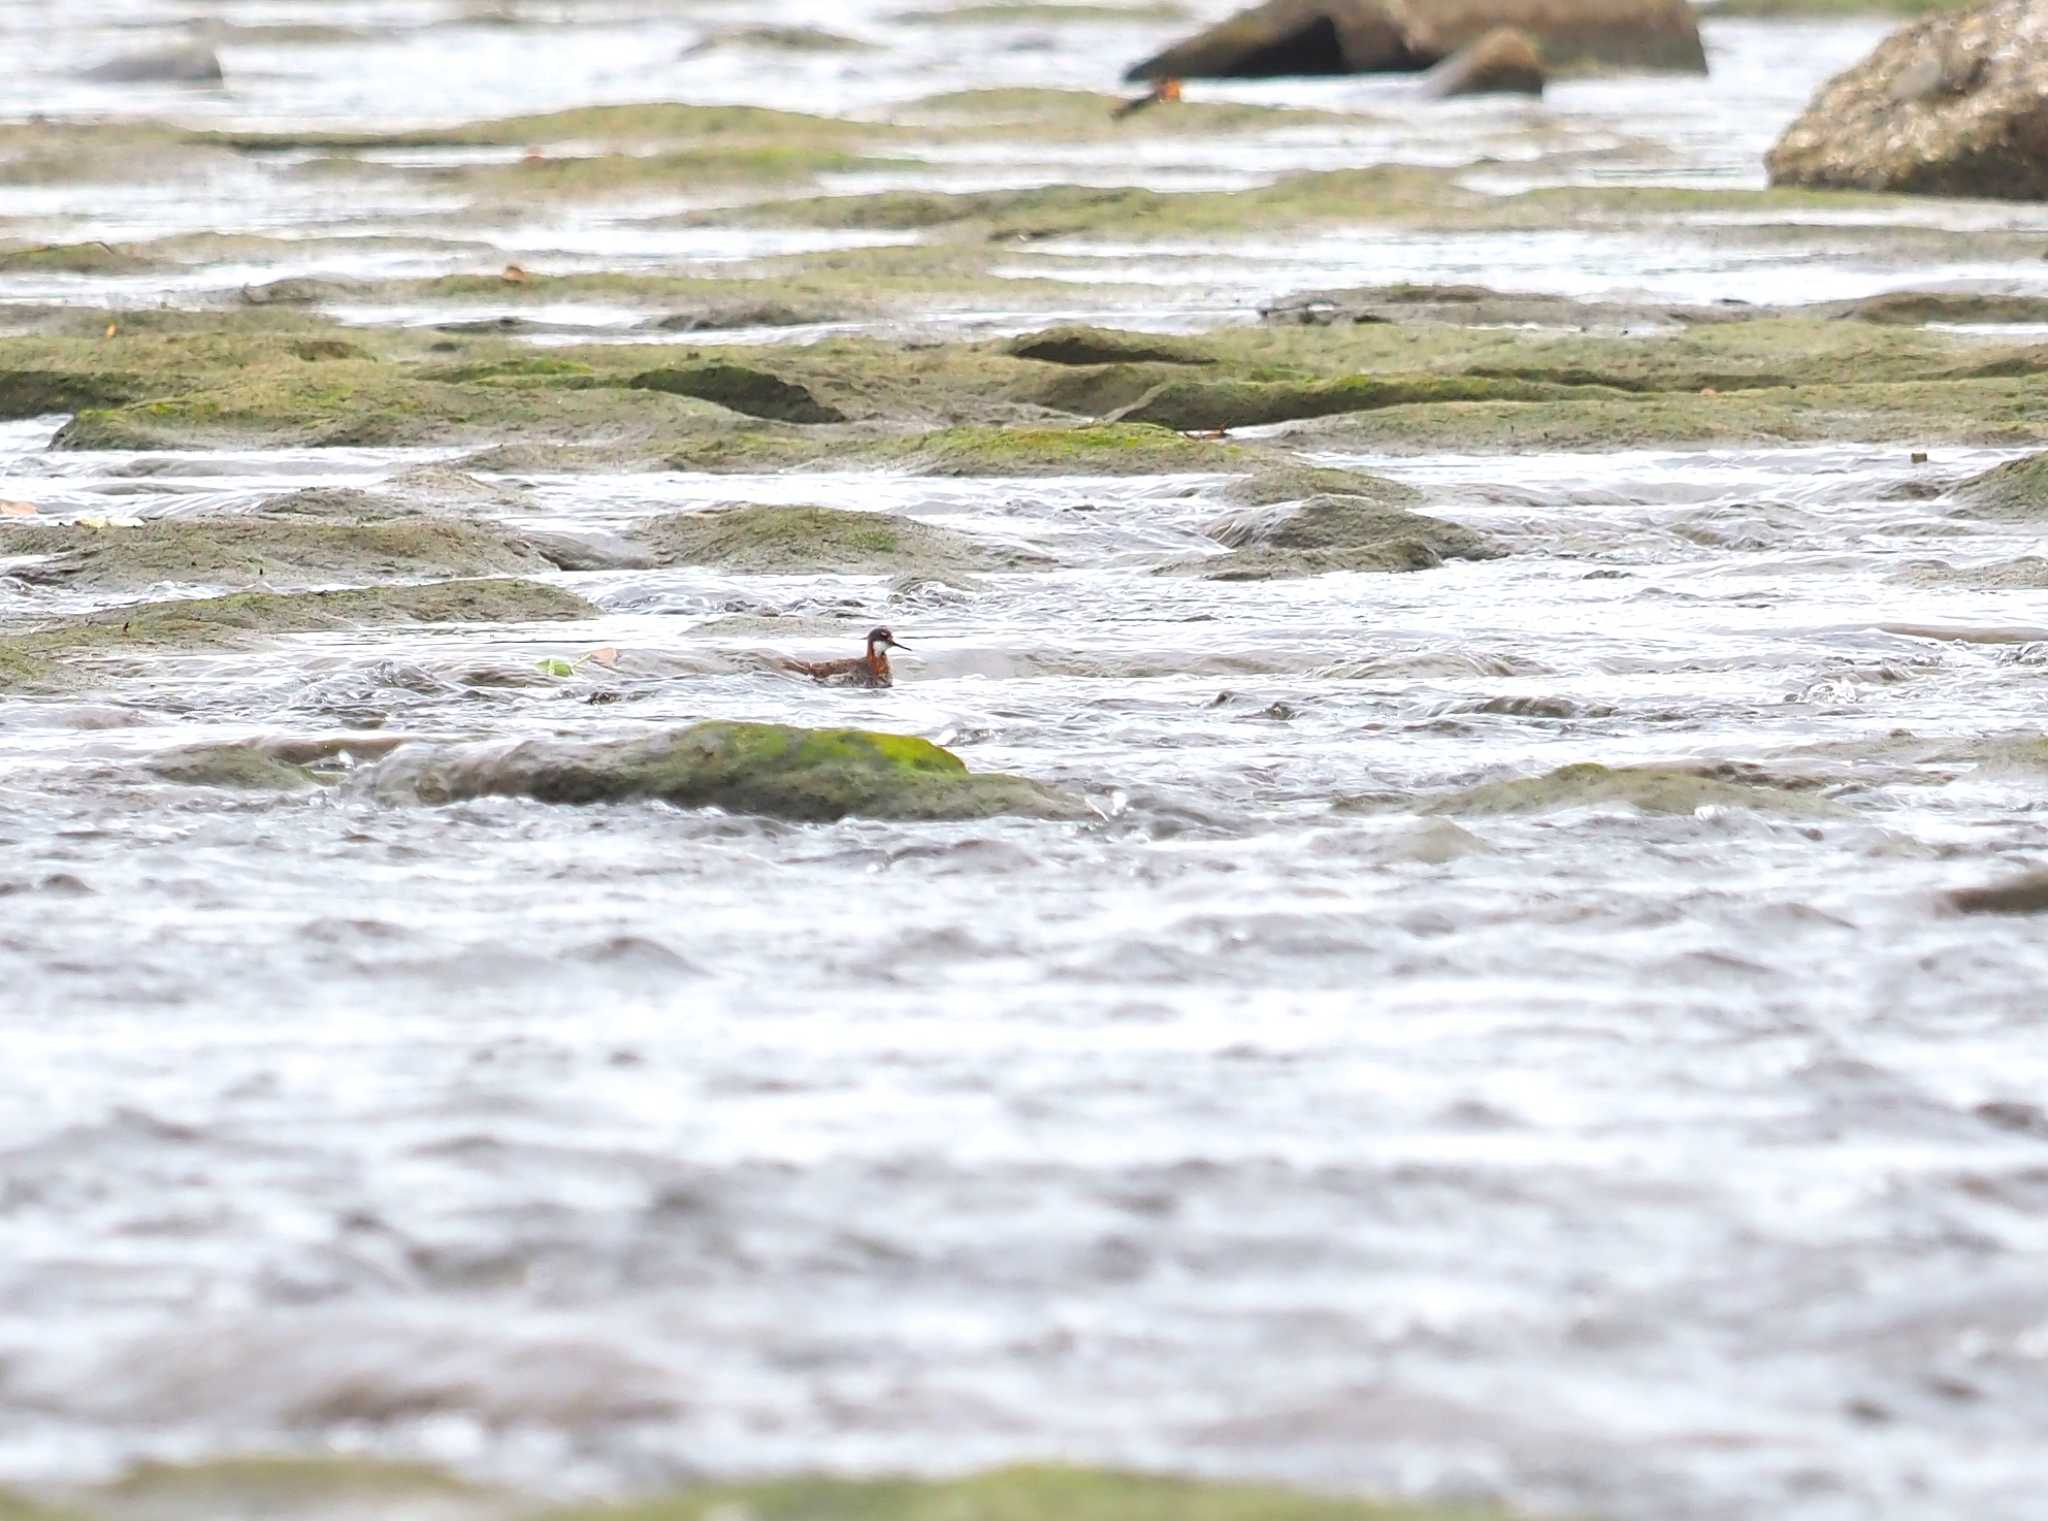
4 4 2048 1521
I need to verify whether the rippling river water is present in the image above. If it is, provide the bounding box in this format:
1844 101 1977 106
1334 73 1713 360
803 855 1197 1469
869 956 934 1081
4 4 2048 1520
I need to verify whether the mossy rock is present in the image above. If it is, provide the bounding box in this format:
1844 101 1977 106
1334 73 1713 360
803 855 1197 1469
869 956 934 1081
361 721 1090 823
0 367 151 417
1423 761 1841 817
1111 373 1626 432
144 743 320 791
237 276 370 307
635 505 1051 573
393 145 890 199
198 102 892 151
1951 451 2048 520
630 364 847 424
0 517 549 591
1223 464 1420 507
1010 361 1208 419
1168 495 1505 579
0 241 152 275
0 579 594 693
1283 375 2048 454
1003 325 1215 367
1822 290 2048 326
52 365 725 450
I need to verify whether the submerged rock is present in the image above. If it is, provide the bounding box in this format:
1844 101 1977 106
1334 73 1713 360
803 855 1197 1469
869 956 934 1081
681 24 874 53
360 721 1091 823
1422 26 1546 96
237 276 368 306
635 504 1053 573
1767 0 2048 198
145 744 319 791
1123 0 1704 81
1951 449 2048 518
1425 760 1841 816
80 43 223 83
1168 492 1504 578
1948 872 2048 914
1221 491 1498 553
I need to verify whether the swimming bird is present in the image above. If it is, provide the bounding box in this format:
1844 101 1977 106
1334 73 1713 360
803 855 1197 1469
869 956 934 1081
783 627 906 689
1112 77 1180 121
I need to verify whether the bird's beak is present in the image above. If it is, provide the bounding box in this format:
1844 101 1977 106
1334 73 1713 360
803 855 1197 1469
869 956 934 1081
888 638 910 651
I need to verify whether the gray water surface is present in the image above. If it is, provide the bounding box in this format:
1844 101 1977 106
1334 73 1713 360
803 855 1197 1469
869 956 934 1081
4 5 2047 1521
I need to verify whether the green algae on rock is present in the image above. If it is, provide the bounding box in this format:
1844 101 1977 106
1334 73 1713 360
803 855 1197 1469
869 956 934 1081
1422 761 1843 817
635 505 1053 574
360 722 1091 823
0 580 595 693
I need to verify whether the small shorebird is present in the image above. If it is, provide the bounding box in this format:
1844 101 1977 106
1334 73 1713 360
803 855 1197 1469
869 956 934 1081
783 627 907 689
1112 77 1181 121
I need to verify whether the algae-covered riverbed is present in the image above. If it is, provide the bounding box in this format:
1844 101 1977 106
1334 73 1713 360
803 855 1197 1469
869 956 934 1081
4 3 2047 1521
